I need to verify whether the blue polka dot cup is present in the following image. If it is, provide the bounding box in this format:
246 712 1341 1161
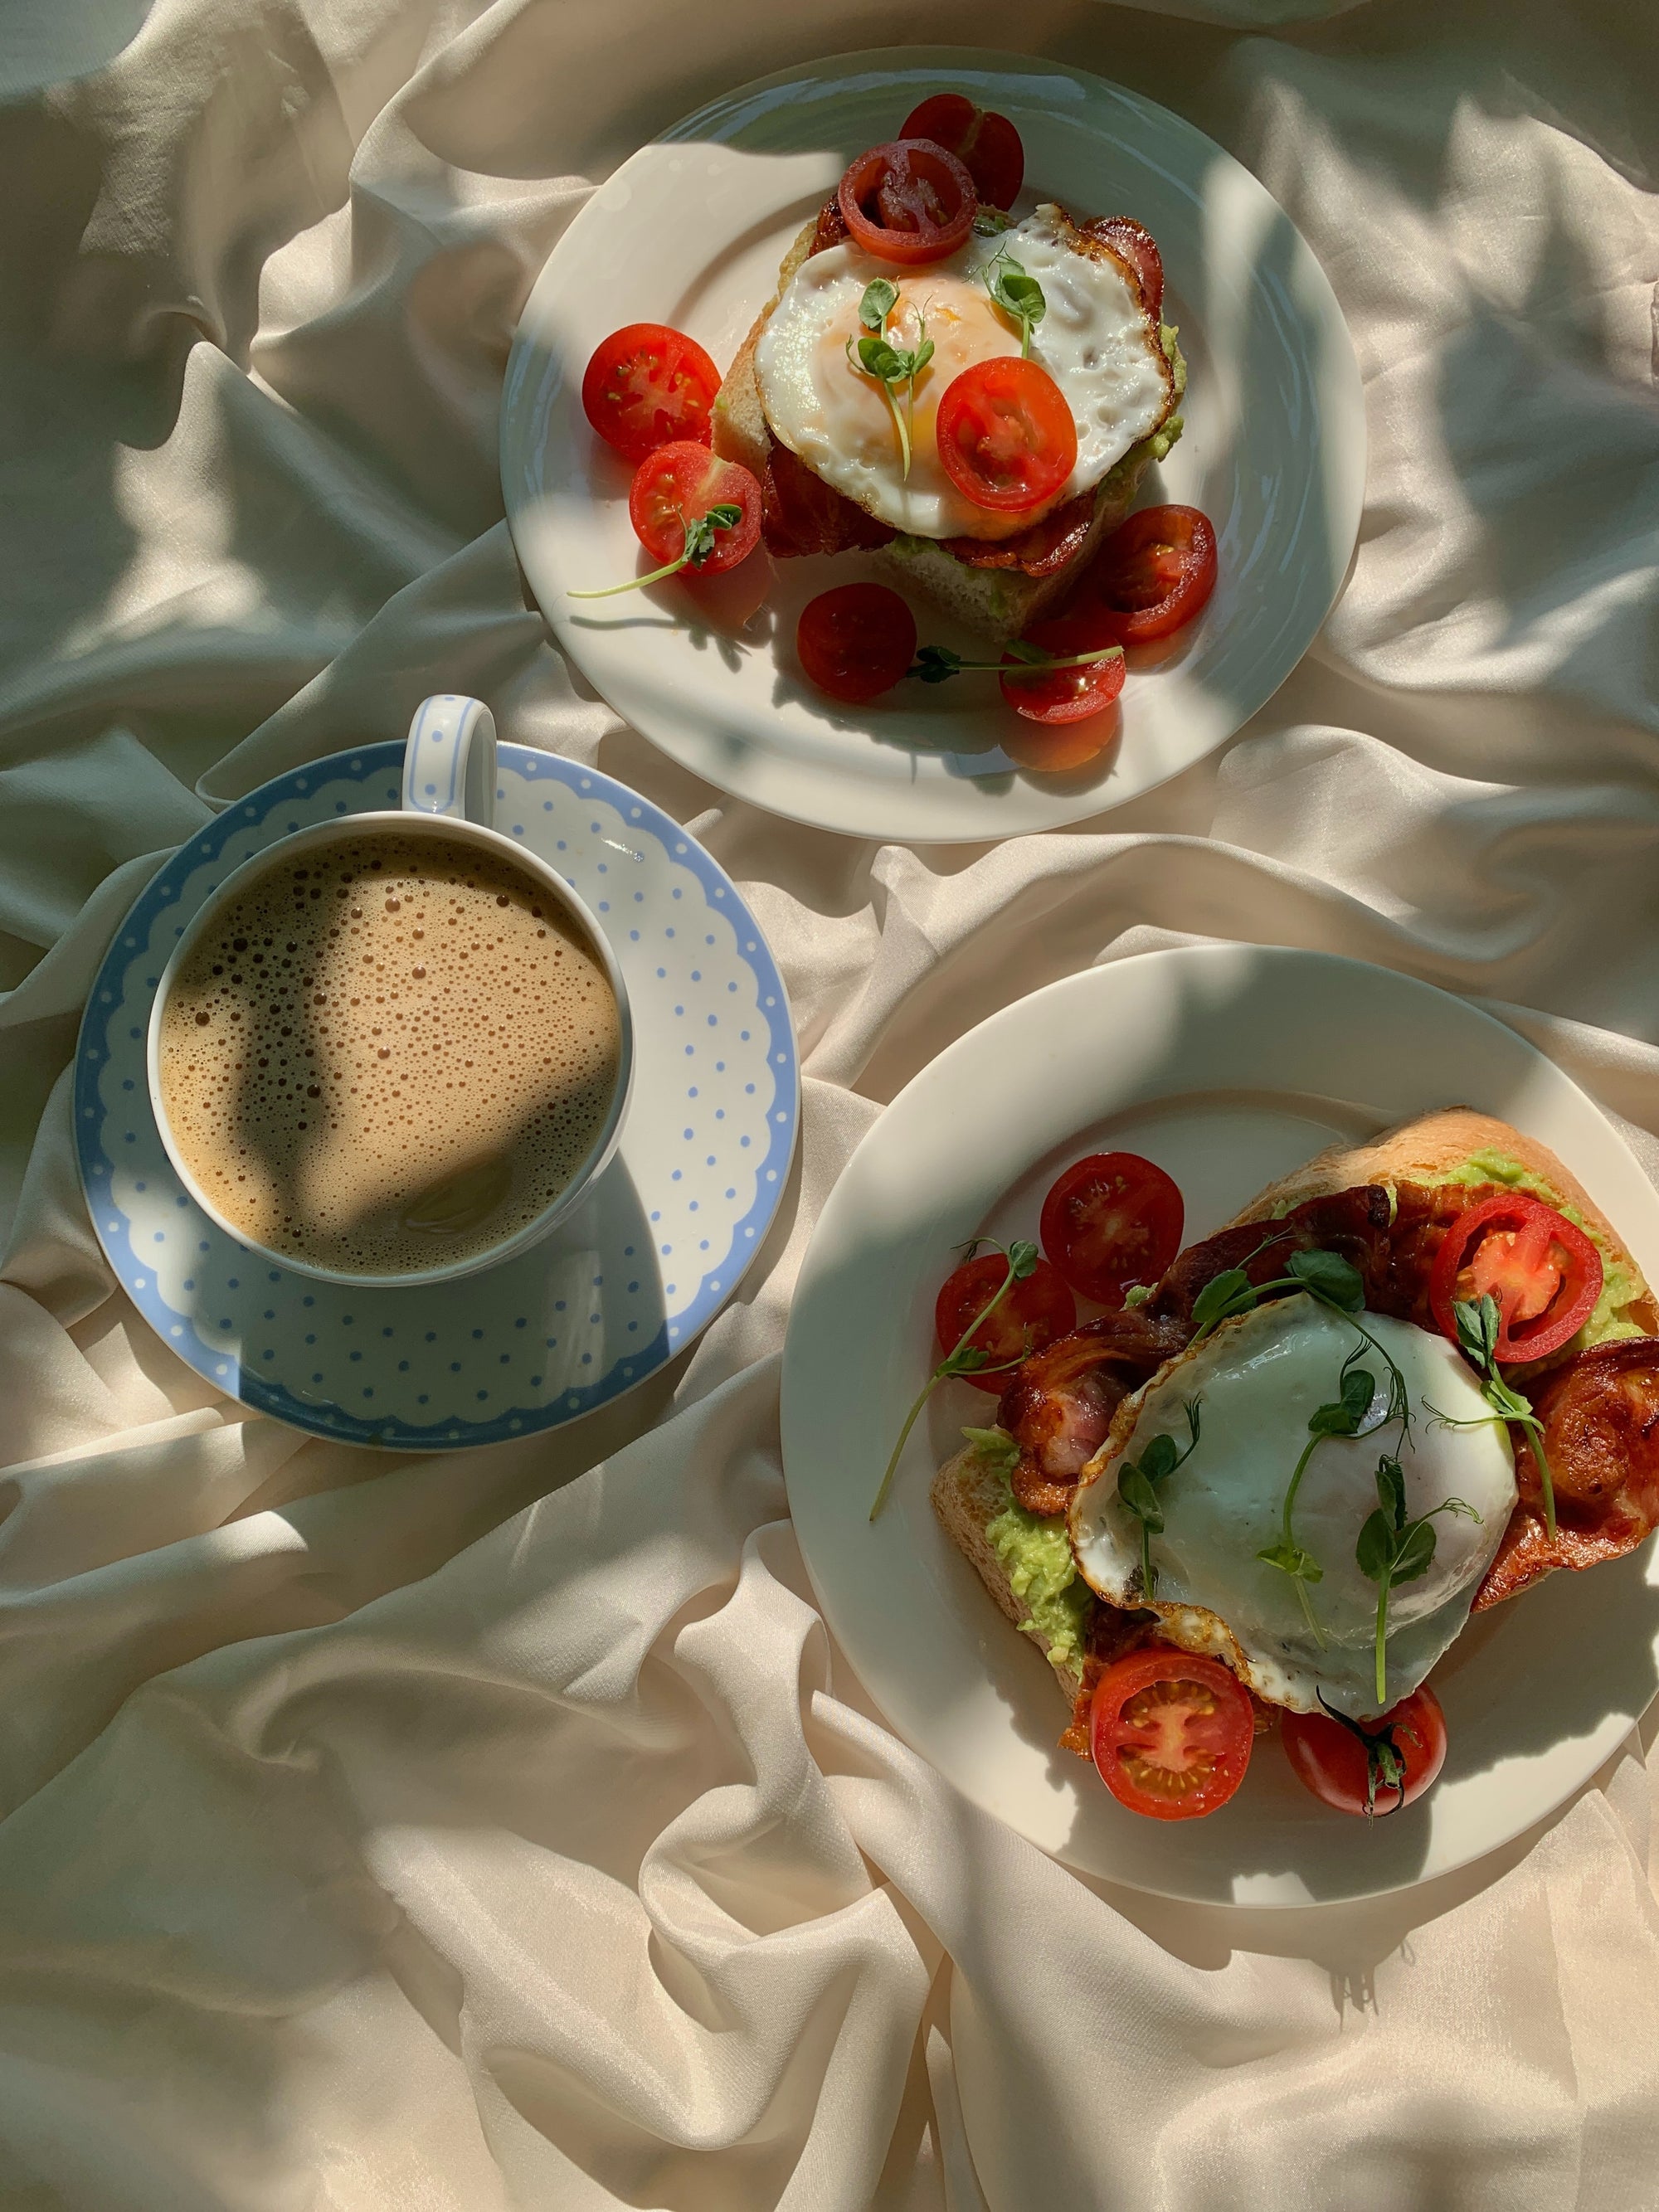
144 696 635 1288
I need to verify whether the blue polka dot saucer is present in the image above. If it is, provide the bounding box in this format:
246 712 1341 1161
74 744 799 1449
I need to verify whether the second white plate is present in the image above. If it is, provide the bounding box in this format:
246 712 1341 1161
502 46 1365 843
781 949 1659 1905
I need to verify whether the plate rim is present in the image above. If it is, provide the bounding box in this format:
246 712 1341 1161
74 741 800 1451
500 41 1367 843
780 945 1659 1903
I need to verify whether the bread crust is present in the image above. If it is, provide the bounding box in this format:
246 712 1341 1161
932 1106 1658 1685
931 1445 1083 1703
1230 1106 1657 1332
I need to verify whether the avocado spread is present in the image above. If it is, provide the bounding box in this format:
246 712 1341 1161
983 1469 1092 1670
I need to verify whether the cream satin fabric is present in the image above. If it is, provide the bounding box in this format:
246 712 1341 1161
3 0 1659 2204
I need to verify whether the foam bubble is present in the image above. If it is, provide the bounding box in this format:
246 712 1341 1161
158 832 621 1273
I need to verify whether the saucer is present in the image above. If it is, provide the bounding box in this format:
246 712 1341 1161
75 744 799 1449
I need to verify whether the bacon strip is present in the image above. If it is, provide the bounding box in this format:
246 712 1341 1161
761 443 894 558
1473 1339 1659 1607
938 491 1097 578
998 1310 1186 1514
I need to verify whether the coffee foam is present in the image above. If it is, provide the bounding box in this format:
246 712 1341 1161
158 830 622 1274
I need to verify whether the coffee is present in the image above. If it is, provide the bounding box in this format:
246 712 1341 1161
158 830 622 1274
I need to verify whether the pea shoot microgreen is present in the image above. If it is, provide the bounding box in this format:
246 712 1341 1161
1355 1458 1481 1708
961 1425 1021 1475
846 279 933 480
1114 1400 1203 1598
1447 1293 1558 1540
870 1238 1039 1522
1185 1244 1418 1646
1258 1362 1380 1648
908 641 1126 685
984 250 1046 358
567 503 744 600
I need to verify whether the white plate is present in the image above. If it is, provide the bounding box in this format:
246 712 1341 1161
780 949 1659 1904
501 46 1365 843
75 744 799 1450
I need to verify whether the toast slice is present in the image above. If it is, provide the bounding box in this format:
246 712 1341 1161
1233 1106 1658 1340
712 208 1186 641
932 1441 1087 1704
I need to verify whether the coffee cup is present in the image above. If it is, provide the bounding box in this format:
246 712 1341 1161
146 697 633 1287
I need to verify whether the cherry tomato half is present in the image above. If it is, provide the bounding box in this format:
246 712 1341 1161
626 443 761 576
581 323 722 464
934 1252 1076 1393
1080 505 1219 645
937 357 1078 515
1040 1152 1185 1306
898 93 1024 208
999 613 1125 727
796 583 917 703
837 140 978 266
1089 216 1165 322
1090 1648 1255 1821
1282 1688 1447 1816
1428 1192 1602 1363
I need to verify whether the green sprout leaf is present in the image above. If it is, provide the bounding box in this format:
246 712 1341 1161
1287 1247 1364 1311
1452 1295 1557 1540
961 1425 1020 1473
985 250 1047 357
1357 1485 1483 1707
1190 1266 1258 1336
859 278 898 331
1114 1400 1202 1598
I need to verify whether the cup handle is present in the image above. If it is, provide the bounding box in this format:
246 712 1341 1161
401 695 498 828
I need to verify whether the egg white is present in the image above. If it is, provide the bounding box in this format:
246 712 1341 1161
1068 1296 1517 1718
753 204 1172 542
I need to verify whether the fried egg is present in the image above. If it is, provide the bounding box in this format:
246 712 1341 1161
753 204 1174 542
1068 1296 1517 1718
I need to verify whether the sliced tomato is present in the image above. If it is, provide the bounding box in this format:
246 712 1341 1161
937 357 1078 516
1040 1152 1184 1306
1088 216 1165 322
1090 1648 1254 1820
1079 505 1218 644
1282 1688 1447 1816
898 93 1024 207
999 613 1124 727
581 323 721 463
626 443 761 575
796 584 917 703
935 1252 1076 1393
837 140 977 266
1428 1192 1603 1363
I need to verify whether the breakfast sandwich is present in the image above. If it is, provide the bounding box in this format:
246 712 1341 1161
927 1108 1659 1819
713 162 1185 642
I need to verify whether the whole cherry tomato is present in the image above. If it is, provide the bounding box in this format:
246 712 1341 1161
1282 1688 1448 1816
